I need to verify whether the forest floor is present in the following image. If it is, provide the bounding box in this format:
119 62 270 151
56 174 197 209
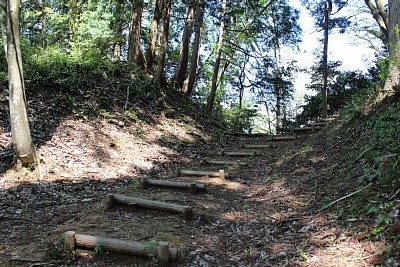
0 86 397 266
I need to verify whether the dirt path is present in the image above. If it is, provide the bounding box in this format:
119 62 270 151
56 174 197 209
1 128 385 267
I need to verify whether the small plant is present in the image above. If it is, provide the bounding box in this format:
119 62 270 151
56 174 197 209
94 243 103 254
242 203 251 210
299 251 308 260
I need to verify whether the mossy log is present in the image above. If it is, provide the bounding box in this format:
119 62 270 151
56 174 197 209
175 168 227 179
106 194 192 219
62 231 177 265
140 178 206 192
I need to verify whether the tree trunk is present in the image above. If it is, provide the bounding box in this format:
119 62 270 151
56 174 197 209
1 1 6 53
184 0 204 97
113 0 124 60
238 55 248 110
68 0 85 43
206 0 227 115
40 0 47 48
5 0 37 166
173 1 195 90
383 0 400 92
154 0 171 85
321 0 332 118
364 0 388 44
127 0 145 66
146 0 163 72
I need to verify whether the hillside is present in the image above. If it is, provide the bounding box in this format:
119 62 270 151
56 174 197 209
0 82 399 266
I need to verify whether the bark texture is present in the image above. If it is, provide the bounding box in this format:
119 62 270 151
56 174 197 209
184 0 204 97
154 0 171 85
173 1 195 90
127 0 145 66
5 0 36 166
206 0 227 115
146 0 163 71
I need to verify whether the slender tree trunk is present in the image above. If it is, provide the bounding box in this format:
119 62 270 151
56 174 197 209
40 0 47 48
173 1 194 89
154 0 171 85
128 0 145 66
321 0 332 118
146 0 163 71
184 0 204 97
273 45 282 132
113 0 124 60
383 0 400 92
206 0 227 115
5 0 37 166
238 55 248 110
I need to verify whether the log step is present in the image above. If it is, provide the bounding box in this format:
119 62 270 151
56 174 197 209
306 122 327 127
291 126 322 133
202 159 247 166
63 231 177 265
176 168 227 179
243 144 273 149
267 135 298 141
232 132 269 137
318 117 336 122
140 178 206 192
220 151 258 157
106 194 193 219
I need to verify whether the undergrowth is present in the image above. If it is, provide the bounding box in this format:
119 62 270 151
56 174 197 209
339 91 400 260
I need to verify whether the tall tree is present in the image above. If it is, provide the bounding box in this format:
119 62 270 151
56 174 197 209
206 0 227 115
303 0 349 118
184 0 204 97
146 0 163 71
383 0 400 92
127 0 145 66
173 1 195 90
154 0 171 84
112 0 124 60
2 0 37 166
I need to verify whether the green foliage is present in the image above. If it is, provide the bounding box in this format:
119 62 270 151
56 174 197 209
222 103 258 133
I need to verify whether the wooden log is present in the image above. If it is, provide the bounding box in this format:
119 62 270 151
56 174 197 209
220 151 257 157
307 122 327 127
62 232 178 262
176 168 229 178
318 117 336 122
243 144 273 149
268 135 297 141
202 159 247 166
107 194 193 219
292 126 322 132
140 178 206 192
64 231 76 253
232 132 269 137
158 242 170 267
